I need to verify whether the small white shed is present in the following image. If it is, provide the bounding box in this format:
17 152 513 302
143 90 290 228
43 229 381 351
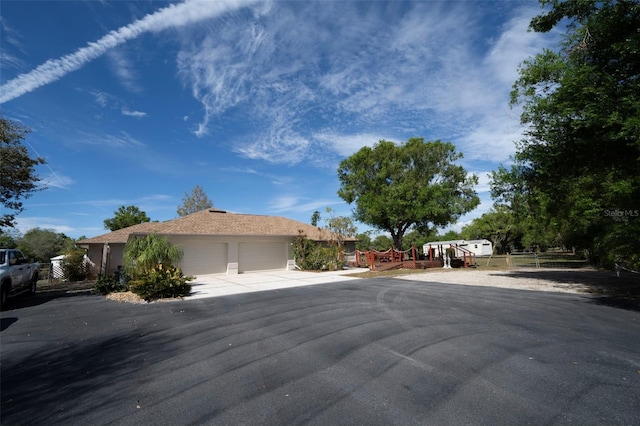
50 254 66 279
50 254 95 279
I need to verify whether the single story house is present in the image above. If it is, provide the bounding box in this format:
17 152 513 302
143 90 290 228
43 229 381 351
423 239 493 257
76 208 355 276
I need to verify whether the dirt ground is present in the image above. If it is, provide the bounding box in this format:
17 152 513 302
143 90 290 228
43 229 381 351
395 267 640 299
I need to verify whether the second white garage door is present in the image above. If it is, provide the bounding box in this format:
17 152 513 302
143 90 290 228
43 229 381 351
238 242 287 273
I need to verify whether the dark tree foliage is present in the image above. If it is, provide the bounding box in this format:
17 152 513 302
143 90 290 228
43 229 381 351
17 228 69 263
310 210 321 227
104 205 151 231
0 118 46 228
508 0 640 267
337 138 479 249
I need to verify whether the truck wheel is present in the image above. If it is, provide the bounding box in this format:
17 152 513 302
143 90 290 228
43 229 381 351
29 275 37 296
0 284 8 311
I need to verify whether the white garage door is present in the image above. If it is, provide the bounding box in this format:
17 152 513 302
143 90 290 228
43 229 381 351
239 242 287 273
177 238 228 276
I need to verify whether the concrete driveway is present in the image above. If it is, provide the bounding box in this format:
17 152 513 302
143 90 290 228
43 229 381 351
187 268 362 299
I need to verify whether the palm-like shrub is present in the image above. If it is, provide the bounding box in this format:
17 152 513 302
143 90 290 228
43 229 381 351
124 233 183 277
123 234 192 300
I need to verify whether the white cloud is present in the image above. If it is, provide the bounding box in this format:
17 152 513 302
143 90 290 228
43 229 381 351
0 17 28 71
484 8 551 86
75 130 146 148
451 8 557 163
268 195 339 214
92 90 109 107
477 171 492 193
234 109 311 164
42 173 74 189
220 166 293 185
121 108 147 118
0 0 260 103
14 216 78 236
312 132 398 158
107 49 142 93
170 2 558 169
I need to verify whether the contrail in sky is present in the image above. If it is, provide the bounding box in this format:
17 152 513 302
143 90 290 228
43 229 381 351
0 0 256 104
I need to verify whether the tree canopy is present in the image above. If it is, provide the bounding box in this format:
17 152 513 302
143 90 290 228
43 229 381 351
177 185 213 217
310 210 321 227
323 207 358 251
17 228 73 263
507 0 640 267
337 138 479 249
104 205 151 231
0 118 46 228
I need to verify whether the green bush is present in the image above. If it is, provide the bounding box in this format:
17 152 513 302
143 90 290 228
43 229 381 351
61 248 88 282
94 273 127 295
293 233 341 271
128 265 193 302
303 245 340 271
124 233 183 277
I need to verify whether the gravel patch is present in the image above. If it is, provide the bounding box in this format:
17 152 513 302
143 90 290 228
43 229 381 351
395 267 640 298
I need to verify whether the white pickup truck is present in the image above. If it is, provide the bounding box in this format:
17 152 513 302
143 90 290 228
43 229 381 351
0 249 39 310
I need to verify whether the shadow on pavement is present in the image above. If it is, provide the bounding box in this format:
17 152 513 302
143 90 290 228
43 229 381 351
1 317 18 331
493 269 640 307
2 288 95 311
586 296 640 312
1 329 178 424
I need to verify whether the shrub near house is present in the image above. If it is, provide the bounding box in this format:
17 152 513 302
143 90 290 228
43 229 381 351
128 265 193 301
122 234 193 301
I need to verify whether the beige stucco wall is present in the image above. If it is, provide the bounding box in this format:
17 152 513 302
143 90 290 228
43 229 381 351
82 235 354 277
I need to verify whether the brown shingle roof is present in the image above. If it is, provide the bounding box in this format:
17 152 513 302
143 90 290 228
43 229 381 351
77 209 352 244
76 221 164 244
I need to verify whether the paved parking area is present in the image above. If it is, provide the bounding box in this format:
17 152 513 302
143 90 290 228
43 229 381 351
2 277 638 425
187 268 362 299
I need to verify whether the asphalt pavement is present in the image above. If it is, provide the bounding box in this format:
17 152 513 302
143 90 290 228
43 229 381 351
1 277 639 425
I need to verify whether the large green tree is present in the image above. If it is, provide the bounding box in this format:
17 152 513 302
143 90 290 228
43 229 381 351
402 228 438 251
337 138 479 249
509 0 640 267
354 232 372 251
0 118 46 228
104 205 151 231
177 185 213 217
17 228 71 263
461 206 523 254
371 234 393 251
0 228 20 248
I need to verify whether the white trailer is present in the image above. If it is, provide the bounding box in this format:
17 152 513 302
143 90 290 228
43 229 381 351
423 239 493 257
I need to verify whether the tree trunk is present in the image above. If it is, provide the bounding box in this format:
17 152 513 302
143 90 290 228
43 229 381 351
391 230 404 250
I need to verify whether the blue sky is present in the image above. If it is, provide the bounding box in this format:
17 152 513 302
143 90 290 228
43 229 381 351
1 0 555 239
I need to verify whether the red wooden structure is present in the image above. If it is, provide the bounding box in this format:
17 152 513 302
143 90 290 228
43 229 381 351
344 244 475 271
